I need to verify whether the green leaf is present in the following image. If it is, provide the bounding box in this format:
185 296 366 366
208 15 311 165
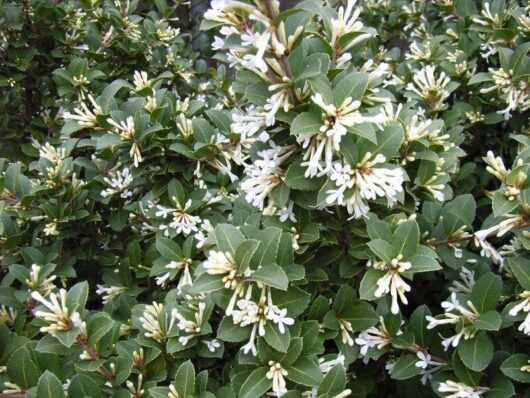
492 191 519 217
249 264 289 290
471 273 502 313
205 109 231 132
215 224 245 256
239 368 271 398
408 246 442 273
192 118 215 142
251 227 283 266
285 160 326 191
506 256 530 290
290 112 322 137
175 360 195 398
443 195 476 234
341 300 379 331
358 122 403 159
317 365 346 398
217 317 251 342
500 354 530 383
488 375 515 398
473 311 501 331
263 323 290 353
235 239 261 270
5 163 32 199
65 281 88 313
285 357 323 386
367 239 397 265
359 268 385 300
68 374 102 398
458 331 493 372
390 354 422 380
392 220 419 258
189 273 224 294
86 313 115 346
333 72 368 104
7 344 41 389
36 371 65 398
273 286 311 317
156 236 182 259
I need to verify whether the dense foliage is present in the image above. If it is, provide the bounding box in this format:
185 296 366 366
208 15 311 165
1 0 530 397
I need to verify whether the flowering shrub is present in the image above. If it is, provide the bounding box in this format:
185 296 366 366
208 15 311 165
1 0 530 397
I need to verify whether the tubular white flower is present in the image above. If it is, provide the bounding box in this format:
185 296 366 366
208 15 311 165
156 199 201 236
31 290 81 334
355 317 397 356
326 153 404 218
406 65 451 112
62 94 102 127
266 361 288 397
373 256 412 314
509 291 530 335
241 143 294 209
95 285 127 304
438 380 487 398
101 167 133 199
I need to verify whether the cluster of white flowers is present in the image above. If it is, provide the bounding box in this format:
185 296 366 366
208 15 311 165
355 317 398 356
107 116 143 167
231 288 294 356
509 291 530 335
155 258 193 292
95 284 127 304
139 302 176 343
298 95 387 178
480 67 530 119
172 302 206 346
438 380 488 398
31 290 81 335
426 292 480 350
155 199 202 237
25 264 56 296
241 142 294 210
415 351 447 385
406 65 452 112
325 153 404 219
266 361 289 396
63 94 102 127
372 255 412 314
100 167 133 199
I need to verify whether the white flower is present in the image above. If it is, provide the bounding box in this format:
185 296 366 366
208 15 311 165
133 71 150 90
231 105 268 142
509 291 530 335
241 143 294 209
156 199 201 236
266 361 288 397
373 256 412 314
241 31 271 73
62 94 102 127
355 317 397 356
101 167 133 198
31 290 81 334
318 354 346 374
278 202 297 223
38 142 66 164
406 65 451 112
204 250 237 276
325 153 404 218
139 302 176 343
202 339 221 352
438 380 487 398
330 0 365 47
95 285 127 304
